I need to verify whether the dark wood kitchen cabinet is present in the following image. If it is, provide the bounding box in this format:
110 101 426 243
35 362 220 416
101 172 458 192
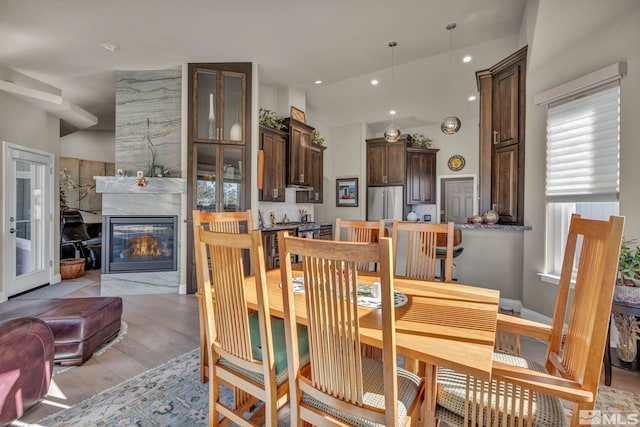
284 118 314 187
259 125 286 202
477 46 526 225
366 136 407 186
406 147 438 204
297 142 326 203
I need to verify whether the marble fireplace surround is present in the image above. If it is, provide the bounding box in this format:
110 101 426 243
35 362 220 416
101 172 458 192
95 176 186 296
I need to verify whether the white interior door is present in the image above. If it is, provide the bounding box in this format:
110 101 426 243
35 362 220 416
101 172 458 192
3 142 53 296
444 179 474 223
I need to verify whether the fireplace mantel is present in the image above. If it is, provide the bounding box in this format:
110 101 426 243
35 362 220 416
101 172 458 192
95 176 186 194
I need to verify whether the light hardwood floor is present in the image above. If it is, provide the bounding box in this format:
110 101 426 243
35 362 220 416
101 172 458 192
20 269 200 423
18 269 640 424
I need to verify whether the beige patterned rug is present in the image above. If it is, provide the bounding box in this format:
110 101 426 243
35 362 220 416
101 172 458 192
35 347 639 427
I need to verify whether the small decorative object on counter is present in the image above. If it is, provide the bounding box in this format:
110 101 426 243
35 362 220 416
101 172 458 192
483 210 499 225
282 214 289 223
269 212 276 226
136 170 147 187
407 210 418 222
471 214 483 224
116 168 128 177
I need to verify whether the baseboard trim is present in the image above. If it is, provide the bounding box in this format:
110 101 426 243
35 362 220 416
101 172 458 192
178 283 187 295
53 273 62 284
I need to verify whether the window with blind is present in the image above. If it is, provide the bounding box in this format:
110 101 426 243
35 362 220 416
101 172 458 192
543 83 620 279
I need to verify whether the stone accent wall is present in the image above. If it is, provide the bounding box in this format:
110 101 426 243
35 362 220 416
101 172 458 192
115 69 181 177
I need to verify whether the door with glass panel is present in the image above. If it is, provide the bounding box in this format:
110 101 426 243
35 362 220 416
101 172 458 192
3 143 53 297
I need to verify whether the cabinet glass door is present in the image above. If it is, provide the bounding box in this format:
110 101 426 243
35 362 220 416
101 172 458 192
222 73 244 143
196 70 218 140
222 147 243 212
196 144 217 211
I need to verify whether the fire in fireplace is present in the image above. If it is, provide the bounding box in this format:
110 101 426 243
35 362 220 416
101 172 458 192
102 216 178 274
123 235 165 258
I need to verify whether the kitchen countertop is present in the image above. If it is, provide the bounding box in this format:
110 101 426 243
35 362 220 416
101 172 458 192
455 223 532 231
260 222 333 232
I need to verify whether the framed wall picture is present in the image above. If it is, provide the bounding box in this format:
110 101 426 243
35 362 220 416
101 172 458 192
336 178 358 207
290 106 306 123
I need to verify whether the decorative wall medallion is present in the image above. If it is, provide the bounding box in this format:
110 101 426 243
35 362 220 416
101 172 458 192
447 154 466 171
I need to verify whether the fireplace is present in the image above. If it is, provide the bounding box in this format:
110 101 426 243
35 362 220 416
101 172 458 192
103 216 178 274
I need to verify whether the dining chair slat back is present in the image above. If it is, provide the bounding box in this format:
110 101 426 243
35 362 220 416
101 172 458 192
278 231 424 426
193 210 252 384
334 218 385 271
194 223 285 426
392 221 454 282
436 214 625 426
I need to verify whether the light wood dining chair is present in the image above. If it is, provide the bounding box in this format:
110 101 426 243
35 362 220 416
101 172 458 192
193 210 253 384
392 220 454 282
278 232 425 426
436 214 624 427
334 218 386 271
194 225 308 426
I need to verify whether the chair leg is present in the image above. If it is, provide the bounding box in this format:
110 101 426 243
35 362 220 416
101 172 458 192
198 293 209 384
604 317 612 386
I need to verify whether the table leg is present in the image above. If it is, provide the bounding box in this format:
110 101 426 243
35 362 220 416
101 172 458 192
423 363 437 427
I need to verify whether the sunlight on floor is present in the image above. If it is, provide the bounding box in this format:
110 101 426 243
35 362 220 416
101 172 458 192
44 379 68 402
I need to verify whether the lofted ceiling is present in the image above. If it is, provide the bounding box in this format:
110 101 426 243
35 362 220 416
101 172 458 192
0 0 526 135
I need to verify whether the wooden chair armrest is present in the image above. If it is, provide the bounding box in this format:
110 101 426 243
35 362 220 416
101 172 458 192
496 313 553 341
492 361 593 403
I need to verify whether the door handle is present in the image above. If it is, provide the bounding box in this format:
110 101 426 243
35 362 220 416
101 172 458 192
9 228 16 234
493 130 499 144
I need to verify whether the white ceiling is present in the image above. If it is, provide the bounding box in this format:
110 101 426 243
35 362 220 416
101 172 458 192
0 0 526 135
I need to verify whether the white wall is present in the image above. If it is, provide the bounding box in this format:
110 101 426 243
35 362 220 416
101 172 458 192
315 122 367 223
60 129 115 163
521 1 640 316
0 90 61 299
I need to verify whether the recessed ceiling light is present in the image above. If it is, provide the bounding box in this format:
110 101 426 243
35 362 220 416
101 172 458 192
371 79 379 85
389 109 396 115
462 55 472 63
100 42 120 52
314 80 322 85
468 95 477 101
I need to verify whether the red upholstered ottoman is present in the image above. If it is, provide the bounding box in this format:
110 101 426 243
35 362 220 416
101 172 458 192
0 297 122 366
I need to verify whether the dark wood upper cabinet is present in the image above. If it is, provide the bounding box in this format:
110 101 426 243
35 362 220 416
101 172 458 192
477 46 527 225
406 147 438 204
259 125 286 202
297 142 326 203
284 118 313 187
366 137 407 186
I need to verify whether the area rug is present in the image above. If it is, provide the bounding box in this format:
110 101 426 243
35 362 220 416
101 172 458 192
35 347 638 427
11 280 95 300
37 348 290 427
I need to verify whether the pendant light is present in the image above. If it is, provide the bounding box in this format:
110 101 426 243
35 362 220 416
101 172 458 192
441 23 461 135
384 41 401 143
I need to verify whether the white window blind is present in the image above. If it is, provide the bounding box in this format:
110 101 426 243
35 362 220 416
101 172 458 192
545 85 620 202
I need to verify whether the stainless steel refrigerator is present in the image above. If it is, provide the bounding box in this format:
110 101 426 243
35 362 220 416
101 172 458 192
367 186 404 221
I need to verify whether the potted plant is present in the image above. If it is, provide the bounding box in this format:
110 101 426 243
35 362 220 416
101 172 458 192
259 108 286 131
408 133 432 148
614 239 640 303
613 238 640 361
311 129 325 145
618 238 640 285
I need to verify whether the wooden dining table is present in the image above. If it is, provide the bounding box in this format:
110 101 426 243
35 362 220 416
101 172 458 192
244 268 500 426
